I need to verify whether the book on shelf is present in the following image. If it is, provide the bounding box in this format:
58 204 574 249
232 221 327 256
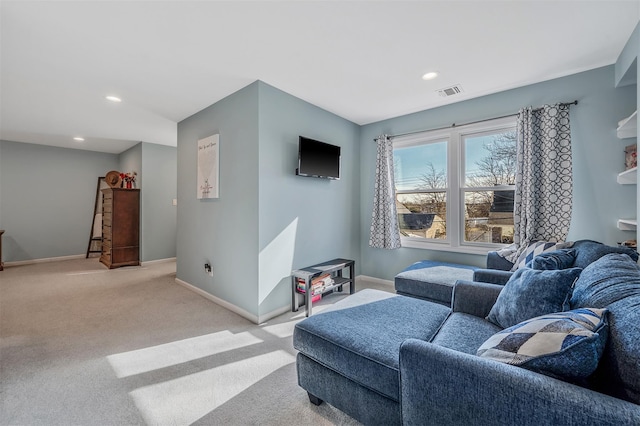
296 273 334 295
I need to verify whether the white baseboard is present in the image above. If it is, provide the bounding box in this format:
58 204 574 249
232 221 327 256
4 254 85 267
357 275 394 287
174 278 292 324
175 278 260 324
258 305 291 324
141 257 176 266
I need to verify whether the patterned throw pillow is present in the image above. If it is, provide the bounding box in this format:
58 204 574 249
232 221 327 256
511 241 574 271
486 267 582 329
478 308 608 380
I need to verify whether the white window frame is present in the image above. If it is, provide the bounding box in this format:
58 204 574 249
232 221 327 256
393 116 517 255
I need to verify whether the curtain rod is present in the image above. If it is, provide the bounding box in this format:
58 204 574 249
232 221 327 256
375 100 578 141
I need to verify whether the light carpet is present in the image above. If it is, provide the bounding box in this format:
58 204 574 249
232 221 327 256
0 258 393 425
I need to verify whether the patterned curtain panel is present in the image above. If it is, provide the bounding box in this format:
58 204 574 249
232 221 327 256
369 135 402 249
506 103 573 262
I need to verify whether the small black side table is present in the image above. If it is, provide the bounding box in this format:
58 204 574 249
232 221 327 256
291 258 355 316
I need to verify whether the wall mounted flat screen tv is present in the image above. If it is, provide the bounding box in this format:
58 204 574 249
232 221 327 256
296 136 341 180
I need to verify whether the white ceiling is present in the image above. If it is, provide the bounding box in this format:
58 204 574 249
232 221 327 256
1 1 639 154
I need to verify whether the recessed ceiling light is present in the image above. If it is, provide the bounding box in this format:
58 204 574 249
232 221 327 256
422 71 439 81
73 137 85 142
105 95 122 103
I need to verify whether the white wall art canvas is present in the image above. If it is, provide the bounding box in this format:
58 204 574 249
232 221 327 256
197 134 219 199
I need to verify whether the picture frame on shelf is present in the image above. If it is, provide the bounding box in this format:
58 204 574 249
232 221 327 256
625 143 637 170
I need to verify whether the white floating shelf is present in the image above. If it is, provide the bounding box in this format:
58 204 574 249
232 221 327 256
617 111 637 139
617 219 637 231
617 166 638 184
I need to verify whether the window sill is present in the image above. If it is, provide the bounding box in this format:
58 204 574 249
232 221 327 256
400 238 505 256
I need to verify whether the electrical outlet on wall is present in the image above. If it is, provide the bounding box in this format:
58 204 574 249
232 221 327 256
204 263 213 277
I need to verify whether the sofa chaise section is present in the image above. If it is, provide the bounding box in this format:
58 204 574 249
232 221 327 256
293 289 450 425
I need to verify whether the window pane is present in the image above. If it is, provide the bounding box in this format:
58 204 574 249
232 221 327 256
394 141 447 191
464 130 516 187
396 193 447 240
464 190 514 244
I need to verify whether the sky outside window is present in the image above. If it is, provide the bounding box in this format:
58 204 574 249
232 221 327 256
394 132 514 191
394 141 447 191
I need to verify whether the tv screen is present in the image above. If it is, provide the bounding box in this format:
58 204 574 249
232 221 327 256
296 136 341 180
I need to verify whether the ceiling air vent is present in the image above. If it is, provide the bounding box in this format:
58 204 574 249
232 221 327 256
437 84 464 97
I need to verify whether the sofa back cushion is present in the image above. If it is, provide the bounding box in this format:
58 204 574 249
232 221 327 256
571 239 639 269
570 253 640 404
528 248 576 270
486 251 515 271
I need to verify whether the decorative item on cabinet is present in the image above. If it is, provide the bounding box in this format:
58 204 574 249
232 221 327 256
100 188 140 269
105 170 122 188
120 171 137 189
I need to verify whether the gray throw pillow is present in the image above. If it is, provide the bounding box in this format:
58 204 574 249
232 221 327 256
478 308 608 380
487 267 582 329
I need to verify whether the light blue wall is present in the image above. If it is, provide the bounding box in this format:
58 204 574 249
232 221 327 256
119 143 142 188
176 81 360 320
616 22 639 88
141 143 177 262
176 82 260 316
118 142 178 262
256 82 360 317
360 65 636 280
0 140 118 261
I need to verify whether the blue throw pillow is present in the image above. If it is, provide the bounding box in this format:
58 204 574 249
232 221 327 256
487 267 582 329
527 248 576 270
478 308 608 380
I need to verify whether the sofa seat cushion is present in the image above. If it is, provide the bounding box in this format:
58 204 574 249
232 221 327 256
431 312 502 355
569 253 640 405
395 261 477 305
293 289 450 402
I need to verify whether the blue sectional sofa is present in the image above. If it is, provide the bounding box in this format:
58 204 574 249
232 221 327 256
293 241 640 425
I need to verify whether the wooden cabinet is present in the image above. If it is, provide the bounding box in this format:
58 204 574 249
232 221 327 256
100 188 140 269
